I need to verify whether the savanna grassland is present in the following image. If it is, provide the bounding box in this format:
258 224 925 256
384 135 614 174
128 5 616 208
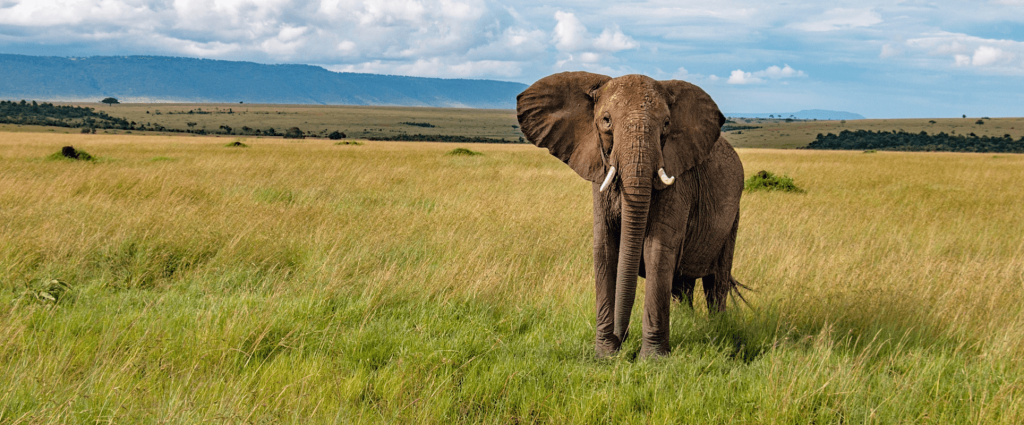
723 116 1024 149
10 101 1024 149
2 131 1024 423
84 103 526 141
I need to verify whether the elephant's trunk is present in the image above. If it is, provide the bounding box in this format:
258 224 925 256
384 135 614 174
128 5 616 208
612 118 656 342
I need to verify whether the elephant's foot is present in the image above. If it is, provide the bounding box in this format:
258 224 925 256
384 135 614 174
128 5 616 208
638 342 670 359
595 334 621 358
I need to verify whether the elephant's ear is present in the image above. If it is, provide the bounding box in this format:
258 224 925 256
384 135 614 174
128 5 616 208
658 80 726 173
517 71 611 182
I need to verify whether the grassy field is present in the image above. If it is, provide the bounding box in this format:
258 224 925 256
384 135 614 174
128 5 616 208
9 101 1024 148
724 116 1024 149
80 103 525 141
2 132 1024 423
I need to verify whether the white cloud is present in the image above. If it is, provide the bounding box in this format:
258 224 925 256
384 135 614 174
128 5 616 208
337 40 357 55
760 65 804 78
970 46 1006 66
552 10 637 53
789 8 882 32
593 26 638 52
552 11 590 52
905 31 1024 73
880 43 903 59
727 64 806 84
671 66 691 79
727 69 761 84
331 58 523 78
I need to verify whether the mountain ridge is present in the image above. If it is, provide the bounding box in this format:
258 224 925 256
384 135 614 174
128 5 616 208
0 54 526 109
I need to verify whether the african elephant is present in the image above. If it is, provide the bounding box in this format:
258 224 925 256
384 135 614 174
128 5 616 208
517 72 744 358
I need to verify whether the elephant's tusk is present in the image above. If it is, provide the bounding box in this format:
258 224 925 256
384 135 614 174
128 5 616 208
599 166 616 192
659 168 675 186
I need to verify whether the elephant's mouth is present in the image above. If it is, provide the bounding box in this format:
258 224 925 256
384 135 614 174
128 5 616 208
598 165 675 193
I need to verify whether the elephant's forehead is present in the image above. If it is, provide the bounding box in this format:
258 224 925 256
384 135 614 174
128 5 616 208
600 76 667 114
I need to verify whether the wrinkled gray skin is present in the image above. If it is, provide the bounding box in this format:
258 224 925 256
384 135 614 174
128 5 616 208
517 72 744 358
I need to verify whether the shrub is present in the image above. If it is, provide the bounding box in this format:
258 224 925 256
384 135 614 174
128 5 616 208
328 131 347 140
744 170 803 193
976 120 985 125
46 146 94 161
863 150 877 153
447 148 482 156
334 141 362 146
225 139 248 147
400 122 435 128
283 127 304 139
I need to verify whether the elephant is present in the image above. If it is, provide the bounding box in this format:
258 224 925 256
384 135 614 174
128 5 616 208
516 72 745 358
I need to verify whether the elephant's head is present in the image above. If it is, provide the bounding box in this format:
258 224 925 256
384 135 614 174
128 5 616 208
517 72 725 345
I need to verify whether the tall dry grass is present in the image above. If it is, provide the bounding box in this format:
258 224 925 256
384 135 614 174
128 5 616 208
2 132 1023 423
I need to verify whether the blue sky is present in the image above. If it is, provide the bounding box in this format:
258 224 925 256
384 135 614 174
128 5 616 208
1 0 1022 117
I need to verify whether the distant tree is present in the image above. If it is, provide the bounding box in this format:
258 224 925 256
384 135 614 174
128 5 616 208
284 127 304 139
928 120 937 124
101 97 119 105
186 122 197 129
328 130 346 140
963 114 966 118
220 125 233 134
976 120 985 125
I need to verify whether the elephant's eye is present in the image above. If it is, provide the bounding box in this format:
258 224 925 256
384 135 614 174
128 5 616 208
601 114 612 129
664 118 671 129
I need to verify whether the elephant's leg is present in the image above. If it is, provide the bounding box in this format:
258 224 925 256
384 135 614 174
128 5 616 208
639 234 678 358
704 212 740 313
671 276 696 308
702 274 727 313
593 213 620 357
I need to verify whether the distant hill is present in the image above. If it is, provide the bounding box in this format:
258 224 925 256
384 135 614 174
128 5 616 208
0 54 526 109
726 109 866 120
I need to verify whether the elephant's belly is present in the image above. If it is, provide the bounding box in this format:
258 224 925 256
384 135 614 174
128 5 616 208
675 216 734 278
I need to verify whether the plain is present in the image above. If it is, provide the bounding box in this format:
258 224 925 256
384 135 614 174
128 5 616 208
1 132 1023 423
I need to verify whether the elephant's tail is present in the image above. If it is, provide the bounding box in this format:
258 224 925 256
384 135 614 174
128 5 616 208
729 277 753 308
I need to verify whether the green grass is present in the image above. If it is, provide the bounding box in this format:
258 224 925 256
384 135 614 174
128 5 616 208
447 147 482 156
2 132 1024 423
45 146 94 161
